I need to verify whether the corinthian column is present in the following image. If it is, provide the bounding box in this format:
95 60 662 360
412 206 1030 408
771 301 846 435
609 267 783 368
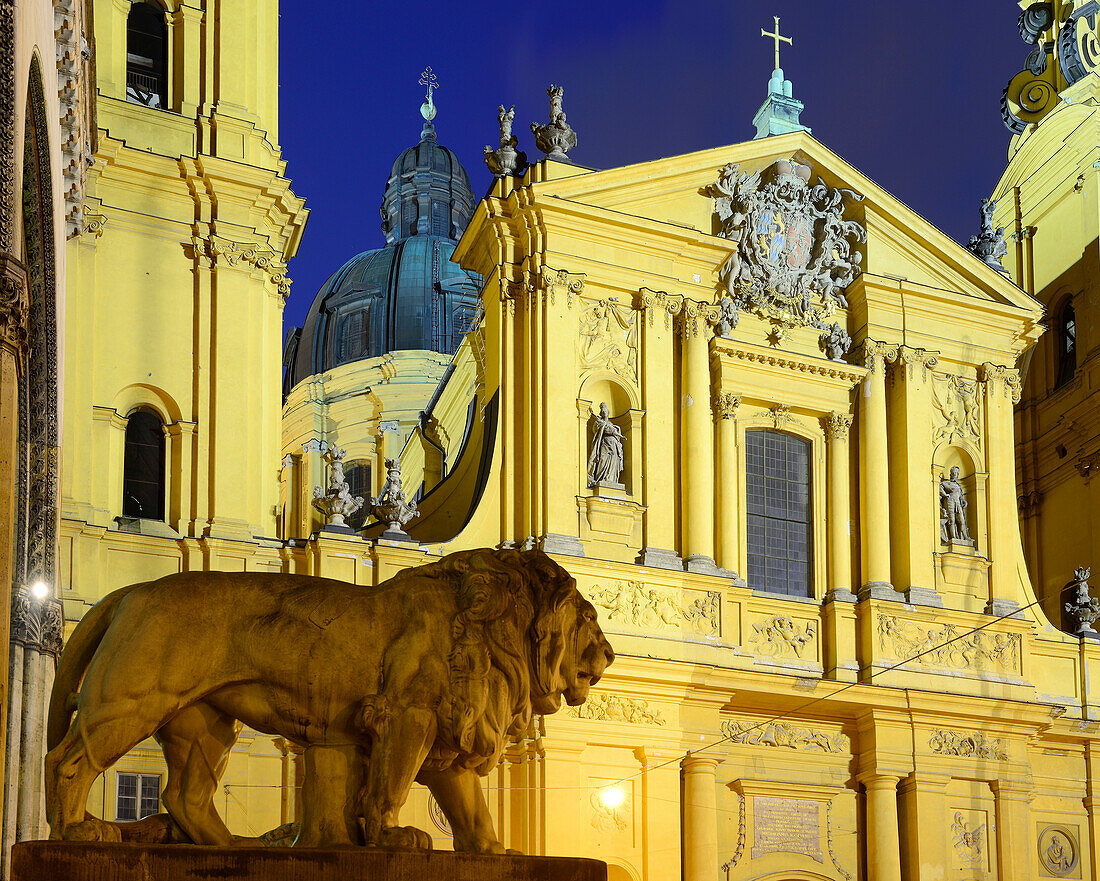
680 303 719 574
681 753 722 881
859 340 898 600
825 412 854 599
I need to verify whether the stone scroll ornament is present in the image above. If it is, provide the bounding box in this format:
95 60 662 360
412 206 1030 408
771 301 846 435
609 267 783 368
311 445 364 529
706 158 865 341
369 457 418 539
44 549 615 852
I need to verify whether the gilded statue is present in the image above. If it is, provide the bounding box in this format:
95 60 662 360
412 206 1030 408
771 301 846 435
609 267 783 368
939 465 972 544
45 549 614 852
587 402 625 488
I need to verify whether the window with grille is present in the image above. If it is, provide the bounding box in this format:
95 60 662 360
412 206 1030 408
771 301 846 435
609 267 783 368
746 429 812 597
122 409 165 520
1055 299 1077 389
344 463 371 530
116 772 160 821
431 202 449 237
126 3 167 109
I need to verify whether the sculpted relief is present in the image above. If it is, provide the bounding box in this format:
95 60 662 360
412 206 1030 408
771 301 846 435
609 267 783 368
578 297 637 380
707 157 865 332
45 550 614 854
930 373 982 447
585 580 720 638
878 615 1020 674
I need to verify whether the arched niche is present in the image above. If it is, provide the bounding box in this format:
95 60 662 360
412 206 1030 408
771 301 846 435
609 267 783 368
577 374 641 499
933 443 987 558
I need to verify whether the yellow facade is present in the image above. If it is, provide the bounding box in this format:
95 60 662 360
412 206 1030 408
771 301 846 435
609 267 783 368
54 3 1100 881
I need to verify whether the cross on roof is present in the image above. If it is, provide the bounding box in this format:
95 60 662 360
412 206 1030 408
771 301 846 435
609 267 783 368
761 16 792 72
419 67 439 103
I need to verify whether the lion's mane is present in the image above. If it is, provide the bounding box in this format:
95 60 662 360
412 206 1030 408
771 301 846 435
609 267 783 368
387 548 578 773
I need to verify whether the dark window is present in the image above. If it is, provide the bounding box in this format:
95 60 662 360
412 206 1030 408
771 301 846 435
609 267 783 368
1055 299 1077 389
126 3 167 109
431 202 448 237
123 409 165 520
116 772 160 821
344 463 371 530
746 429 812 597
336 310 368 363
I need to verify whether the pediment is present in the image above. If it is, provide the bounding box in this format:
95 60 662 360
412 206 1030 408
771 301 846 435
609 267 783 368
534 131 1041 317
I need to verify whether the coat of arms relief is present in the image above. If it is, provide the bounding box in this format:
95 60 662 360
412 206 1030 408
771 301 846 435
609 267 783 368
707 158 866 353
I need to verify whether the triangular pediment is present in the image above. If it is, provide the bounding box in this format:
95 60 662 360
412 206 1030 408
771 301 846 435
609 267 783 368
532 131 1041 317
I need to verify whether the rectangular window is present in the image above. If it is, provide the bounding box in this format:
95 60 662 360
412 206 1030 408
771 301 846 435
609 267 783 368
746 429 813 597
116 772 161 821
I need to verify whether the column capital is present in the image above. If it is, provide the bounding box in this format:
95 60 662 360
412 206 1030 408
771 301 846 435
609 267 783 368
861 339 899 372
981 361 1022 403
540 265 586 309
857 771 902 789
713 391 742 421
0 253 28 355
989 778 1033 799
639 287 684 329
823 411 853 440
678 299 721 340
896 345 938 382
681 751 724 773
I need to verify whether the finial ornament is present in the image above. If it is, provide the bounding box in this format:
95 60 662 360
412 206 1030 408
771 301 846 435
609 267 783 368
369 458 419 541
1065 566 1100 636
531 84 577 162
311 446 364 531
966 199 1009 274
419 66 439 122
761 15 792 71
484 104 528 177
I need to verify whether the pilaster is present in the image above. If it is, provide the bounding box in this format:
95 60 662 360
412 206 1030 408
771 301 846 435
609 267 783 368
858 340 899 600
898 772 950 881
859 772 902 881
715 392 742 576
990 779 1032 881
981 363 1024 615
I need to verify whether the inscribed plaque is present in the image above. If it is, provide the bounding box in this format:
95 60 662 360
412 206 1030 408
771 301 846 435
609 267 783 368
751 796 823 862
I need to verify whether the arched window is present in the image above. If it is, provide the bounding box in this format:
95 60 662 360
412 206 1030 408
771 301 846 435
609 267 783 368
122 409 165 520
1055 298 1077 389
344 462 371 530
126 2 167 108
746 429 812 597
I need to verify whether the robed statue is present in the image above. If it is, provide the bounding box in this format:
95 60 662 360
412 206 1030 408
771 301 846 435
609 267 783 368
587 403 625 488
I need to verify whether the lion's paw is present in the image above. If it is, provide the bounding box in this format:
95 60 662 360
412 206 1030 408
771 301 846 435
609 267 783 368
64 818 123 843
378 824 433 850
454 835 508 854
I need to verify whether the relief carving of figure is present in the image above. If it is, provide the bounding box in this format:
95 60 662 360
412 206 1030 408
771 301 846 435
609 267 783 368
939 466 972 544
578 298 637 379
588 403 625 488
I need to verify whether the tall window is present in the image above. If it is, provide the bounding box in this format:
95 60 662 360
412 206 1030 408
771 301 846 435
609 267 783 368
1055 299 1077 389
126 2 167 108
345 462 371 530
122 409 165 520
746 430 812 597
116 772 160 821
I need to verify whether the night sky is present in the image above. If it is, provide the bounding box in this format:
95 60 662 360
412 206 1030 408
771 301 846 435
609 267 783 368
277 1 1027 332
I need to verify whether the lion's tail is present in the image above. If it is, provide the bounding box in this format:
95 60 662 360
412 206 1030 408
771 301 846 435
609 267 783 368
46 583 143 753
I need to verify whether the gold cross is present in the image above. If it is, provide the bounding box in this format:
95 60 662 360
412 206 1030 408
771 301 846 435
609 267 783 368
419 66 439 103
761 15 792 71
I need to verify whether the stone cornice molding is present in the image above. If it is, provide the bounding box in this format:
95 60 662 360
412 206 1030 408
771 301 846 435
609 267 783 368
981 361 1022 404
716 340 868 385
0 254 28 355
191 233 292 298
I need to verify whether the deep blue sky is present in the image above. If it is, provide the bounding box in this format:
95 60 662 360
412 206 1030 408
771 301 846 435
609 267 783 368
278 1 1026 332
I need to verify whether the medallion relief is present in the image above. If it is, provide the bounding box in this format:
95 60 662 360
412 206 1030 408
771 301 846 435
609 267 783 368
1038 825 1080 878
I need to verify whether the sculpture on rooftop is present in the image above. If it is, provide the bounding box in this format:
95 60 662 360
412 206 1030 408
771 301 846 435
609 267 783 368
1065 566 1100 636
531 84 577 162
44 549 615 852
311 445 364 529
484 104 527 177
966 199 1010 274
707 158 865 333
369 457 418 540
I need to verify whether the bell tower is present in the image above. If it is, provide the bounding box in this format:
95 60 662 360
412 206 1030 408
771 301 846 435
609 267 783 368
61 0 308 597
990 1 1100 619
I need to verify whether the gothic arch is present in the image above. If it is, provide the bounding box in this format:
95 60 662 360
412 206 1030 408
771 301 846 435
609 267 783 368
15 52 60 603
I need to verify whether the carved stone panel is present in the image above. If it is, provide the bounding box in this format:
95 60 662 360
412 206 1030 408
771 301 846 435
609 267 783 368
950 809 989 871
930 373 982 448
747 615 816 659
751 797 823 862
584 580 720 638
723 720 849 754
877 614 1020 674
564 693 666 726
1038 824 1081 878
928 728 1008 761
578 297 638 382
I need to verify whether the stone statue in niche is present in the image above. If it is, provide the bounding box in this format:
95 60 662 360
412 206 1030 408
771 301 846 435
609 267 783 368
587 403 625 489
939 466 973 545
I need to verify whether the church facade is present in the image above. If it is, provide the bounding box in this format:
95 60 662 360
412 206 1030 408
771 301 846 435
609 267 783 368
33 2 1100 881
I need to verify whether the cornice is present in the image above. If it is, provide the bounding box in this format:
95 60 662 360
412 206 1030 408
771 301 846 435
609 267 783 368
714 337 867 386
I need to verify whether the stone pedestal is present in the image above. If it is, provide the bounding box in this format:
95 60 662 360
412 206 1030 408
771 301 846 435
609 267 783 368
12 842 607 881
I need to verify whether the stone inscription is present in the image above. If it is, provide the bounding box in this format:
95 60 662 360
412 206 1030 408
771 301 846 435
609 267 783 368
752 796 823 862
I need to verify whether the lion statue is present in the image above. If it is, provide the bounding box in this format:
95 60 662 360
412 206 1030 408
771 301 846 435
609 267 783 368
45 548 614 852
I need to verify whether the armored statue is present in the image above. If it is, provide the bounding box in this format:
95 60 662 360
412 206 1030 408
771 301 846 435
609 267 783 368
45 549 614 852
939 466 972 544
587 403 625 488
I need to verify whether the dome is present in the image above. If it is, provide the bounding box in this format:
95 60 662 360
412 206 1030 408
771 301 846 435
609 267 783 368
283 117 482 396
